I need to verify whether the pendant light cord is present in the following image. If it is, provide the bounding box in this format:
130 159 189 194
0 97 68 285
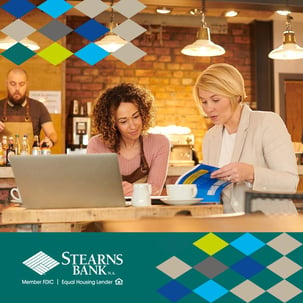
201 0 207 27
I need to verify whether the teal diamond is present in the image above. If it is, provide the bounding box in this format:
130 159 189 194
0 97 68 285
38 43 73 65
214 245 245 267
250 268 282 289
251 245 282 267
1 43 35 64
214 268 246 289
216 292 246 303
250 292 283 303
287 245 303 266
287 268 303 290
177 268 209 289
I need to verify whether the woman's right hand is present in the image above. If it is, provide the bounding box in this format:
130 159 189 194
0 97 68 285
122 181 133 196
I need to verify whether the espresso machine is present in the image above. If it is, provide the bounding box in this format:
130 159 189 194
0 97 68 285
66 100 92 151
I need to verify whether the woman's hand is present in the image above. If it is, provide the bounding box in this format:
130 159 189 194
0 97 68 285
210 162 254 184
122 181 133 196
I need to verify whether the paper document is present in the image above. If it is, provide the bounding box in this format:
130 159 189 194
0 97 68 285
176 163 231 202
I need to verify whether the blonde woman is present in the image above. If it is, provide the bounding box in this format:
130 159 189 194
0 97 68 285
193 63 298 214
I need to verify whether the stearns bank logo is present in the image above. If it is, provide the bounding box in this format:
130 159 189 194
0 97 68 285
22 251 124 276
23 251 60 275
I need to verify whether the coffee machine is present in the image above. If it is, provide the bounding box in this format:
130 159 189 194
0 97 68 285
66 100 92 151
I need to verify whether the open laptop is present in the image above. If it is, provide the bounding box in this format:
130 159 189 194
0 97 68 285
10 153 126 209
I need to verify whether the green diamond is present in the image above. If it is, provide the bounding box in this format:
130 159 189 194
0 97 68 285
1 43 35 65
194 233 228 256
37 43 72 65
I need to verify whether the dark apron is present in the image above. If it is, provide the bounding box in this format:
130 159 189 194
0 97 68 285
122 136 150 183
1 100 34 146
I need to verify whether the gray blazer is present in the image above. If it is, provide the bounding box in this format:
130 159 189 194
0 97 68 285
202 104 299 214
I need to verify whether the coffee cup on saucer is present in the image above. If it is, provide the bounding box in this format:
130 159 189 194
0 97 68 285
166 184 197 201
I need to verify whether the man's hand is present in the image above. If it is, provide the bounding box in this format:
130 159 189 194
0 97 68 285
0 122 5 132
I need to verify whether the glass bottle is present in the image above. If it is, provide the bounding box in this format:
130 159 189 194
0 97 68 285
41 141 51 155
32 135 41 156
2 136 8 165
20 134 30 156
0 143 4 166
14 134 21 155
6 136 15 166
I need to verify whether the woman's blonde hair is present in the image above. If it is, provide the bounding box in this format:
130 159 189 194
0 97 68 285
193 63 247 115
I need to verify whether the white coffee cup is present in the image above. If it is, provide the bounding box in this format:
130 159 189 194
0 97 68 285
132 183 152 207
10 187 22 202
166 184 198 201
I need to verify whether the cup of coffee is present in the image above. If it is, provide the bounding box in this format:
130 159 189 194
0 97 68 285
166 184 197 201
10 187 22 203
132 183 152 207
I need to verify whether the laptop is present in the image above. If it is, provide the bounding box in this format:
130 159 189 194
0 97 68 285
10 153 126 209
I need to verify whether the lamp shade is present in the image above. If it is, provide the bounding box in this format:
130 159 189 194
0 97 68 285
95 32 128 53
181 27 225 57
268 30 303 60
0 36 40 51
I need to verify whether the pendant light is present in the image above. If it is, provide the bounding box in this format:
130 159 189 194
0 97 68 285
181 0 225 57
268 14 303 60
0 36 40 51
95 0 128 53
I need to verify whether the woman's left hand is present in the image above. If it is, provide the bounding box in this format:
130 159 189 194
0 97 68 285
210 162 254 183
122 181 133 196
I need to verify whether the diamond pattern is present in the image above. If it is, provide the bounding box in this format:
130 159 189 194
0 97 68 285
156 256 191 279
113 19 146 41
193 233 229 256
37 43 73 65
113 0 146 18
38 0 73 19
38 20 73 41
1 19 36 41
230 233 265 255
231 280 265 302
267 233 302 255
1 0 36 18
158 280 191 302
267 280 302 302
74 0 109 18
194 280 228 302
0 0 147 65
74 43 109 65
194 257 228 279
75 19 109 41
267 256 301 278
1 43 36 65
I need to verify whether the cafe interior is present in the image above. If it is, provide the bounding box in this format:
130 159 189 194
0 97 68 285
0 0 303 232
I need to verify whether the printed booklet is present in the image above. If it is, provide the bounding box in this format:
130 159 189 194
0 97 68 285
176 163 231 203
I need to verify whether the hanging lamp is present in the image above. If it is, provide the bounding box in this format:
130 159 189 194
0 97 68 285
268 14 303 60
0 36 40 51
95 0 128 53
181 0 225 57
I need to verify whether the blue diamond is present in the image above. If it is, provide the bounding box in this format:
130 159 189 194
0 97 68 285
158 280 191 302
75 19 109 41
194 280 228 302
231 256 265 279
1 43 35 65
230 233 265 255
1 0 36 18
38 0 73 18
75 43 109 65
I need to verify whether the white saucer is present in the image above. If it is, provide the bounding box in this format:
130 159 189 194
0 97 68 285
160 198 203 205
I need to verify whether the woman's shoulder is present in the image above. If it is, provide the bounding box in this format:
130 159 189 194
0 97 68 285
143 133 170 146
87 135 111 152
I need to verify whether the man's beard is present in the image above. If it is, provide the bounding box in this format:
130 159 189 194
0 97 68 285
8 93 26 105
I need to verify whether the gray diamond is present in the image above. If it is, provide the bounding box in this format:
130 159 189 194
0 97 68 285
194 257 228 279
75 0 109 18
113 19 146 41
112 43 146 65
267 256 301 279
39 20 73 41
267 280 301 302
231 280 265 302
267 233 302 255
113 0 145 18
1 19 36 41
156 256 191 279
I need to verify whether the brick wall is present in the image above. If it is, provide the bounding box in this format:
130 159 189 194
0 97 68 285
66 16 254 160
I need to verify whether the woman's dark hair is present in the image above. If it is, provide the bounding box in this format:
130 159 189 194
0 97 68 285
93 83 154 152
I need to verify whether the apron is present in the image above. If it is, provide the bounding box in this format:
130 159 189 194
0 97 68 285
122 136 150 184
1 100 34 147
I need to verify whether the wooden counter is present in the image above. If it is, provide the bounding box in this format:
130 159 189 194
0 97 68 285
1 204 223 232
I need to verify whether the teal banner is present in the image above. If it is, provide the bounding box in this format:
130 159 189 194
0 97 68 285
1 233 303 303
